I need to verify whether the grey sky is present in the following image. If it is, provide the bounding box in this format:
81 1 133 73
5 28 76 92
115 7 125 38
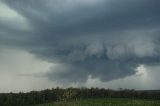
0 0 160 92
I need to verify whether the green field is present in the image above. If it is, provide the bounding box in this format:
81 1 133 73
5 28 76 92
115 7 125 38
34 98 160 106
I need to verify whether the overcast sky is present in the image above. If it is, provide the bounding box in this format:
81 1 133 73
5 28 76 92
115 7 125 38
0 0 160 92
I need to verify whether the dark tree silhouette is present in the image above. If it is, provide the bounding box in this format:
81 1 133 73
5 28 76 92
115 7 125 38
0 88 160 106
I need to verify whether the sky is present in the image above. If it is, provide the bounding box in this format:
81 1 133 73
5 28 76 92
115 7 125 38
0 0 160 92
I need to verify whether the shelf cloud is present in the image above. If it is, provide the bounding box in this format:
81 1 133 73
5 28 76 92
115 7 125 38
1 0 160 89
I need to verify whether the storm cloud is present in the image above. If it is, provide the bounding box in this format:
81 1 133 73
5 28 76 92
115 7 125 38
1 0 160 84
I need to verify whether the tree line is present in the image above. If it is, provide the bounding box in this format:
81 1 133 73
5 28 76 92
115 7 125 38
0 87 160 106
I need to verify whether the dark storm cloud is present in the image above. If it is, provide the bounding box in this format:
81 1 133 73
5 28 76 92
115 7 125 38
1 0 160 83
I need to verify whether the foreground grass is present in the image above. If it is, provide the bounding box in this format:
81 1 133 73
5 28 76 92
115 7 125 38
34 98 160 106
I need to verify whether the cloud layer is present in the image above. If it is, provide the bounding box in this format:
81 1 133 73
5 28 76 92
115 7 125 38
1 0 160 84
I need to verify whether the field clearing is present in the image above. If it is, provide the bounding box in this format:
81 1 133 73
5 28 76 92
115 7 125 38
34 98 160 106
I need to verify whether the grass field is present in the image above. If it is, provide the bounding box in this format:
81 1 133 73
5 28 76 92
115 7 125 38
34 98 160 106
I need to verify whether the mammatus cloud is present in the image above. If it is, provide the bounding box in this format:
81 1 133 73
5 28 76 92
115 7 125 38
0 0 160 87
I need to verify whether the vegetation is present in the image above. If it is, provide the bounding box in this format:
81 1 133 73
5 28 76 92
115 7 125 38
35 98 160 106
0 87 160 106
